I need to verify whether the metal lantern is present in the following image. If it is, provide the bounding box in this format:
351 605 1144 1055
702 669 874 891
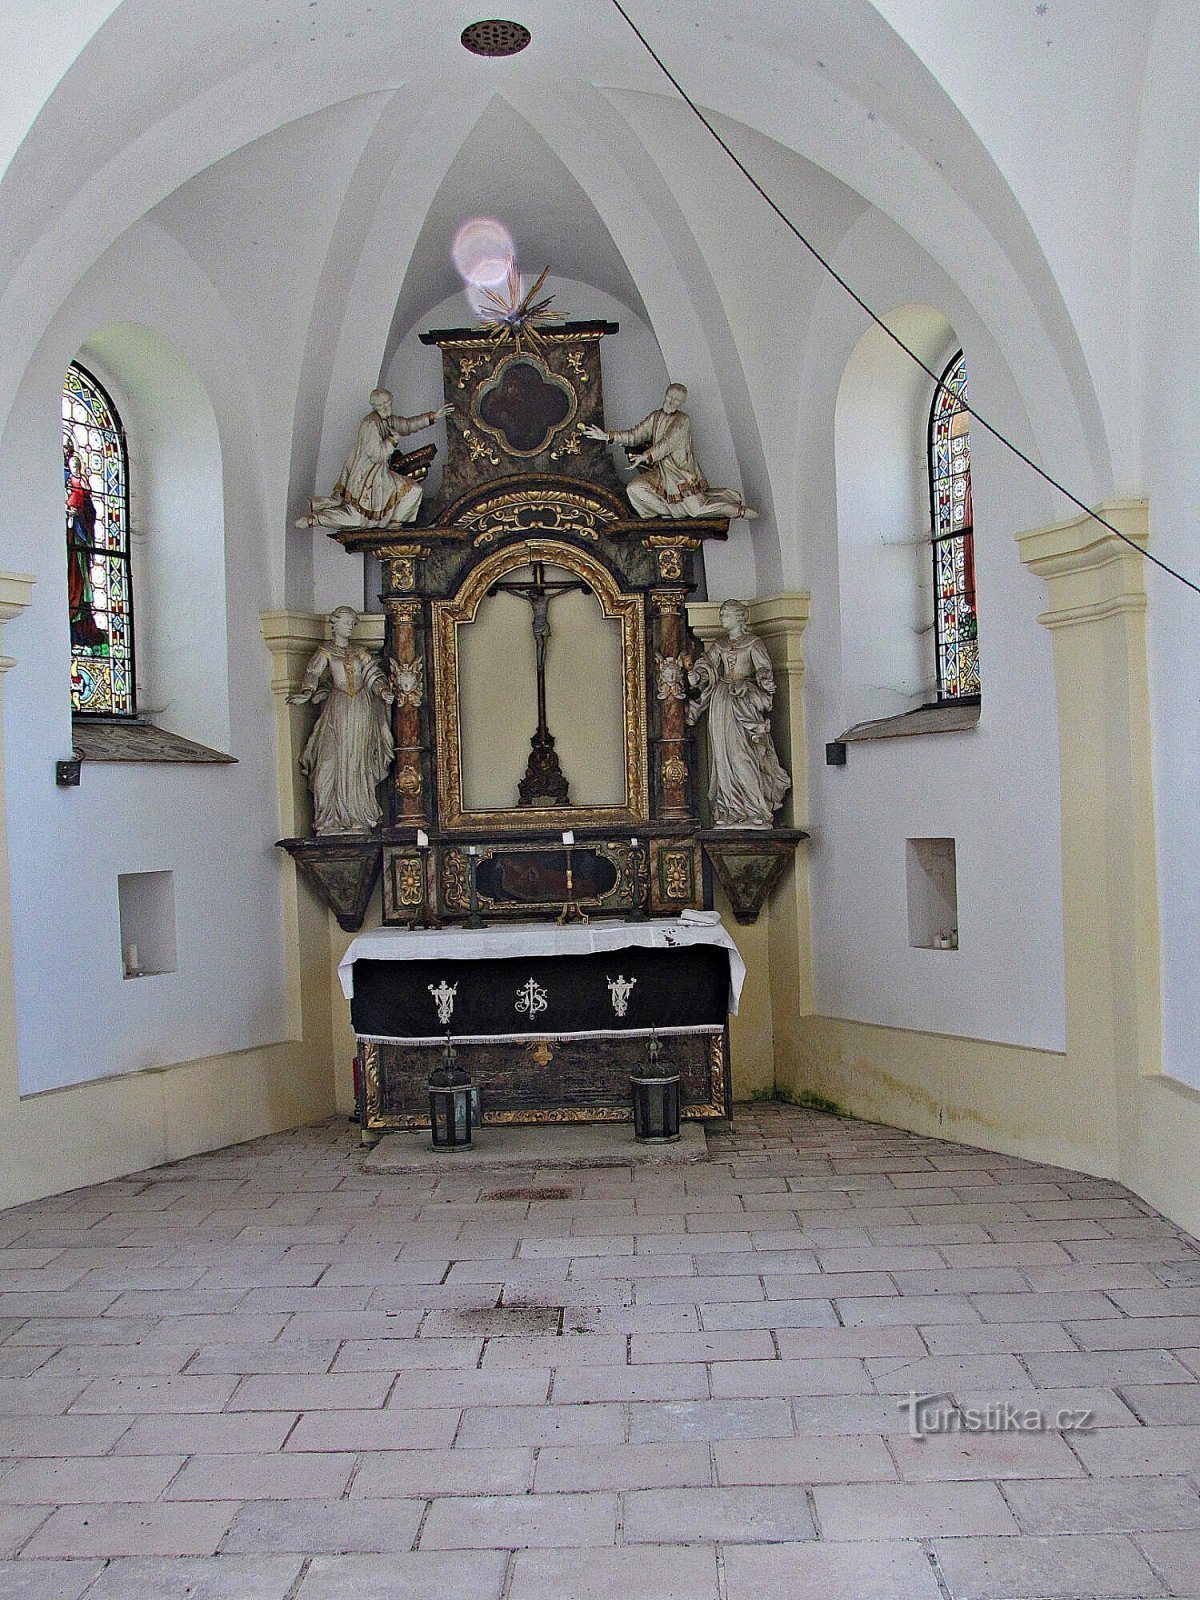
428 1038 474 1149
630 1033 681 1142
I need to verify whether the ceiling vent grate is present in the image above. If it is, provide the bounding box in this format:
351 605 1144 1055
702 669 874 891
460 19 532 56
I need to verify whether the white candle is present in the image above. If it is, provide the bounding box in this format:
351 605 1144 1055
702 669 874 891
127 943 139 972
468 845 477 856
630 836 638 848
562 830 574 845
416 829 429 848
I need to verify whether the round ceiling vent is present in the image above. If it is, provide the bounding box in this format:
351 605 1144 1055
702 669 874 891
460 19 531 57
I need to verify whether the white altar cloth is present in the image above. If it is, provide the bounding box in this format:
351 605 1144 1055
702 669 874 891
339 911 746 1014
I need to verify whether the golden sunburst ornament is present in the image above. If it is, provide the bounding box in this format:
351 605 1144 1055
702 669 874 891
475 260 564 352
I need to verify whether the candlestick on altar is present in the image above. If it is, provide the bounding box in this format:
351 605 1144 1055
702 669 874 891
557 835 588 925
627 835 648 920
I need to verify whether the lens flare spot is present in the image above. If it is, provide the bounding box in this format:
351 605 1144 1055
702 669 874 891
453 218 515 288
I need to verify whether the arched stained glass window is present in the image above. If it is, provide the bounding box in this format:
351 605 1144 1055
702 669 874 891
62 363 136 716
928 350 978 701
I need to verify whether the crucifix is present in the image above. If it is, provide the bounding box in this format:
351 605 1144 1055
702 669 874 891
489 560 588 807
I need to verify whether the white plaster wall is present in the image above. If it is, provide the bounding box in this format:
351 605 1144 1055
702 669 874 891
834 308 958 723
1131 0 1200 1091
797 212 1067 1052
0 222 288 1093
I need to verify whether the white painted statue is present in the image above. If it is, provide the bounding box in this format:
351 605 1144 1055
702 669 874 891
288 606 395 834
582 383 757 520
296 389 453 530
686 600 790 828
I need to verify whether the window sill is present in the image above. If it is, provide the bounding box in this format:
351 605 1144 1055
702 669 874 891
72 719 236 765
838 700 980 744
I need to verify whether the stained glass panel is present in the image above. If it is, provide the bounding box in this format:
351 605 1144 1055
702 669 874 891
63 363 135 716
928 351 978 700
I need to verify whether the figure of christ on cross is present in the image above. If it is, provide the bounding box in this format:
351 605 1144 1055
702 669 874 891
487 561 589 807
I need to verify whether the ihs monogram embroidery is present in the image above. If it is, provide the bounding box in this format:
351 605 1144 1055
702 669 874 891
428 979 458 1026
515 977 549 1022
606 974 637 1018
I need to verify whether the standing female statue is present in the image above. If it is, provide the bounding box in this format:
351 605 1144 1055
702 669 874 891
686 600 790 828
288 607 395 834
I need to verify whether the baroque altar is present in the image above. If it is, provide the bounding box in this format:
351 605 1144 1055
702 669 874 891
279 315 805 1127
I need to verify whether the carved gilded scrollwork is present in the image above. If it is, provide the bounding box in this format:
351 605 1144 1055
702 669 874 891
565 350 588 384
432 538 649 831
392 855 425 907
361 1039 381 1125
462 426 501 466
442 850 470 911
657 548 684 580
662 754 688 786
461 488 614 545
660 845 694 901
388 557 416 592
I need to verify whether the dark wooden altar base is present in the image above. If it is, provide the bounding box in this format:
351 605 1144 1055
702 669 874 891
360 1029 728 1130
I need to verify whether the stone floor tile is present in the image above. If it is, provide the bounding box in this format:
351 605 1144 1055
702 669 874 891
68 1373 238 1413
971 1289 1124 1321
722 1539 943 1600
836 1293 980 1326
763 1271 896 1299
115 1411 296 1455
1001 1475 1200 1534
709 1357 872 1398
628 1398 793 1443
714 1432 896 1483
1067 1316 1200 1351
22 1499 239 1558
890 1267 1030 1295
814 1246 947 1271
351 1447 534 1498
813 1479 1018 1539
420 1489 616 1548
299 1551 509 1600
1119 1383 1200 1424
0 1502 49 1556
551 1362 706 1403
867 1352 1034 1393
951 1384 1140 1428
221 1495 424 1553
629 1330 775 1363
456 1401 625 1447
696 1298 839 1330
1024 1348 1195 1387
0 1377 87 1415
625 1483 814 1543
1071 1424 1200 1476
0 1415 133 1457
479 1333 626 1366
534 1440 711 1491
0 1560 107 1600
331 1336 483 1370
184 1340 339 1375
920 1320 1076 1354
933 1532 1165 1598
508 1544 719 1600
166 1450 356 1501
1135 1531 1200 1597
231 1372 392 1411
286 1406 459 1452
0 1453 182 1504
82 1555 305 1600
889 1428 1085 1479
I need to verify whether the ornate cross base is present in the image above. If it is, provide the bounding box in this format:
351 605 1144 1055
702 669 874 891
279 836 382 932
517 729 571 807
700 828 808 924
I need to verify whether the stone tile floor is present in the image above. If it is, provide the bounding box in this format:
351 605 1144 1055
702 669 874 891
0 1103 1196 1598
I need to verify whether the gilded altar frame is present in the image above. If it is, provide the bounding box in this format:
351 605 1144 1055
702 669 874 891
432 536 649 832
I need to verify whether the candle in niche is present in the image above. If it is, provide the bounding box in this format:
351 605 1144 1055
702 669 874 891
126 943 139 974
